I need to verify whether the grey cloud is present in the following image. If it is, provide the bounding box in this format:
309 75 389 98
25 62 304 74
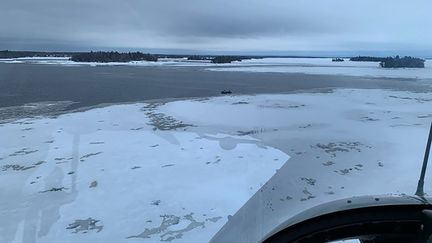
0 0 431 53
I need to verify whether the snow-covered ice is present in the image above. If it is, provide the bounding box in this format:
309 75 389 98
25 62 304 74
207 58 432 80
204 89 432 242
0 101 287 243
1 88 432 243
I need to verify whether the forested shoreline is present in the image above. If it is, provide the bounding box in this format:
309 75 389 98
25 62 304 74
70 51 158 62
350 55 425 68
0 50 74 58
379 56 425 68
1 50 427 67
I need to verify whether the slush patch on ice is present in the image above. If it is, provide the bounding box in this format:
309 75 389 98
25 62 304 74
1 164 35 171
388 95 432 103
89 141 105 145
300 177 317 186
159 213 205 242
418 114 432 119
335 168 351 175
79 152 102 161
360 116 380 122
9 148 39 156
161 164 175 168
237 128 273 136
335 164 364 175
127 214 180 240
300 188 316 201
66 218 103 233
39 187 67 193
313 142 365 157
143 103 194 131
322 161 335 166
151 200 161 206
232 101 249 105
128 213 216 242
259 103 305 109
206 216 222 223
130 127 145 131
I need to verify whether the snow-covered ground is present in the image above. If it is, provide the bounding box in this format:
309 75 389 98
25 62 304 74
1 57 431 79
1 88 431 243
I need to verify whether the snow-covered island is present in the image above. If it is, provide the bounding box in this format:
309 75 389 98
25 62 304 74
1 88 431 243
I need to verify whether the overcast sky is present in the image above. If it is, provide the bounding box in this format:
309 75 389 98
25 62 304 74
1 0 431 55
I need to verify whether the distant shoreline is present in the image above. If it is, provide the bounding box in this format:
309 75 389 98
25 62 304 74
0 50 352 60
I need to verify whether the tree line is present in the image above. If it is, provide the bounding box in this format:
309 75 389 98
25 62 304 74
350 55 425 68
211 56 253 63
379 56 425 68
0 50 73 58
1 51 258 64
70 51 158 62
349 56 386 62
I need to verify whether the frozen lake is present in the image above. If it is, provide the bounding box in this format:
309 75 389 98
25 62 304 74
1 88 432 243
0 58 431 121
1 58 432 242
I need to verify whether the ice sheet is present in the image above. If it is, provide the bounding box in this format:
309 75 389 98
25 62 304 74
1 88 432 243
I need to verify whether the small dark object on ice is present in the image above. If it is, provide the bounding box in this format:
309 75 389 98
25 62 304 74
221 90 232 95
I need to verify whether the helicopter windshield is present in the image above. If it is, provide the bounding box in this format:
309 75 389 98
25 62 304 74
1 1 432 243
